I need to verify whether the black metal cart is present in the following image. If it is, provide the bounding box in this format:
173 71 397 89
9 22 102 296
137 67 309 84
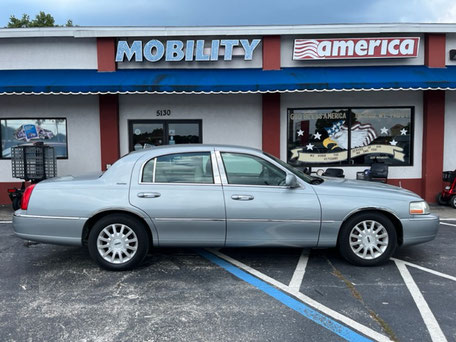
7 142 57 210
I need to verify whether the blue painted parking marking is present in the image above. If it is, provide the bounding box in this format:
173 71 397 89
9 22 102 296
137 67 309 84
198 249 372 342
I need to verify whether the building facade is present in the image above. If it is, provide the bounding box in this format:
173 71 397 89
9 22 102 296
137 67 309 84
0 24 455 204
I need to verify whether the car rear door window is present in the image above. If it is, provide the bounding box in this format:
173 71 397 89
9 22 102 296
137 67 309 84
221 152 286 186
142 152 214 184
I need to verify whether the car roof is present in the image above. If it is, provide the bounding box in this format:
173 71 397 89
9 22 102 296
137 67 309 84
129 144 264 156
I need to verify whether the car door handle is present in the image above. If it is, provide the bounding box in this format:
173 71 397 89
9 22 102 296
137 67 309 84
231 194 254 201
137 192 161 198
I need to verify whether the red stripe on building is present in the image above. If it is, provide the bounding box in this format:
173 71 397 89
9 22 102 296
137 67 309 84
262 93 281 158
425 34 446 68
97 38 120 171
262 36 281 71
421 34 446 202
422 90 445 202
97 38 116 72
99 94 120 171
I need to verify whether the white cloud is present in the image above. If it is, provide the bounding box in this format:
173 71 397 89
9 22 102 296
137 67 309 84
434 1 456 23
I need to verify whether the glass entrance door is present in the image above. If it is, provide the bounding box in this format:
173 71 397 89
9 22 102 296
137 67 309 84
129 120 202 151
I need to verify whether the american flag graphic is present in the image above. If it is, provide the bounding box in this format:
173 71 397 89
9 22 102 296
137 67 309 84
326 121 377 150
293 39 321 60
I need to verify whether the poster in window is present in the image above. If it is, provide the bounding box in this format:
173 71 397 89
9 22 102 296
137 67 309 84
288 108 412 166
1 118 68 158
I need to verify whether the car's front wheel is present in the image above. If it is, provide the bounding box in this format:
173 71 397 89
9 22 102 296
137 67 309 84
88 214 149 271
338 212 397 266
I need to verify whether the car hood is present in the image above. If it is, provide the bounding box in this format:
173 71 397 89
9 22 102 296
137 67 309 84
312 177 422 200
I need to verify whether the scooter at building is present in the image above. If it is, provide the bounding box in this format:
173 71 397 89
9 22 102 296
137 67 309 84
437 170 456 208
7 142 57 210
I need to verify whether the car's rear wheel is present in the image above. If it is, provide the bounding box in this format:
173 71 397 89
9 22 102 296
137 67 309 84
338 212 397 266
88 214 149 271
450 195 456 209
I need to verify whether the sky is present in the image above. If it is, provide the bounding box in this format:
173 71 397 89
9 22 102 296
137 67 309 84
1 0 456 27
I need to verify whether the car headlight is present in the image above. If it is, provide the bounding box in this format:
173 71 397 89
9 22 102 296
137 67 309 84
409 201 430 215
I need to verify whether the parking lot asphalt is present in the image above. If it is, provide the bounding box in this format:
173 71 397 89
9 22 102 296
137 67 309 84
0 217 455 341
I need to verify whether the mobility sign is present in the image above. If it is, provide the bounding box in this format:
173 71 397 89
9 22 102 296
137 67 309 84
116 39 261 63
293 37 420 60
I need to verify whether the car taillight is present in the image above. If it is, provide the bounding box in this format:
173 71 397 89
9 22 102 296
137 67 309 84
21 184 36 210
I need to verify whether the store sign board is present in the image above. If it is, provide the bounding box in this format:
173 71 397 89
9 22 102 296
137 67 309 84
116 39 261 63
293 37 420 60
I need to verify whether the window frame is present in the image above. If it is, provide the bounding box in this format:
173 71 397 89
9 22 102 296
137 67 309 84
0 117 69 160
287 106 415 167
139 151 218 185
128 119 202 152
220 151 288 188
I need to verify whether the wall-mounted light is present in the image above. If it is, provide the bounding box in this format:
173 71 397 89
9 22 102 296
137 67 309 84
450 49 456 61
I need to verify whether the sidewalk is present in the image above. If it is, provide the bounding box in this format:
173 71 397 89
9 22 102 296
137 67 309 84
1 204 455 221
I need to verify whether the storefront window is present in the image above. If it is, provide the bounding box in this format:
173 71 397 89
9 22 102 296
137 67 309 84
288 107 413 166
0 118 68 159
129 120 202 151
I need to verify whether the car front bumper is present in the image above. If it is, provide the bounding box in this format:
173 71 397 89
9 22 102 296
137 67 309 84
400 214 440 246
12 210 85 246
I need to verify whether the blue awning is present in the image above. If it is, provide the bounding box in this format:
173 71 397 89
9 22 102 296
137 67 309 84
1 66 456 95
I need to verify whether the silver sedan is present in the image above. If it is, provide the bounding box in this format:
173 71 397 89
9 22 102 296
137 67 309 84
13 145 439 270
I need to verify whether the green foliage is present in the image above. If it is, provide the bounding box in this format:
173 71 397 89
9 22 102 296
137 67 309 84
6 11 74 28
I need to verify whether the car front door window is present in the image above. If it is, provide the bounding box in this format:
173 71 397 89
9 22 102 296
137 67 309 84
220 152 286 186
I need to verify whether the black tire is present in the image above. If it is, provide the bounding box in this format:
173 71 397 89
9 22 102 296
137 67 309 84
437 193 449 206
12 196 21 211
450 196 456 209
88 214 149 271
338 212 397 266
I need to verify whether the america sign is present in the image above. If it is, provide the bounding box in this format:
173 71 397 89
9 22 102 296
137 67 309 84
293 37 420 60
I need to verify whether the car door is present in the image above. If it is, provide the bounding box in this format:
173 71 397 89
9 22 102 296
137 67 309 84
216 150 321 247
129 150 226 246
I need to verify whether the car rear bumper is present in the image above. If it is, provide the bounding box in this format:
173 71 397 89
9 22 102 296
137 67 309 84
400 214 440 246
12 210 85 246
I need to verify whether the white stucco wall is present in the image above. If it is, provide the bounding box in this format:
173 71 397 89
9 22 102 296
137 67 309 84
281 34 425 68
444 91 456 171
447 33 456 66
0 95 101 182
118 94 262 156
280 91 423 180
0 38 97 70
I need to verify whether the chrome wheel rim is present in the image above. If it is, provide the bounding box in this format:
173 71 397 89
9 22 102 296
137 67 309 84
349 220 389 260
97 224 138 264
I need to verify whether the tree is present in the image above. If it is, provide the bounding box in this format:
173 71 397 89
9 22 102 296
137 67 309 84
7 11 74 28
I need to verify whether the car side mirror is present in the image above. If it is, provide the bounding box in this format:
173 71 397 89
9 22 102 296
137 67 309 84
285 174 299 188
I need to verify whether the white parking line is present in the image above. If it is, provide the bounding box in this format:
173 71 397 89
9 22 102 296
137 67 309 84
394 259 448 342
438 218 456 221
391 258 456 282
0 221 12 224
208 248 392 342
440 222 456 227
289 249 309 291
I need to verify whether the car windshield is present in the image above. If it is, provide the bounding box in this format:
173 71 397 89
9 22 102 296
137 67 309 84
264 152 318 184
